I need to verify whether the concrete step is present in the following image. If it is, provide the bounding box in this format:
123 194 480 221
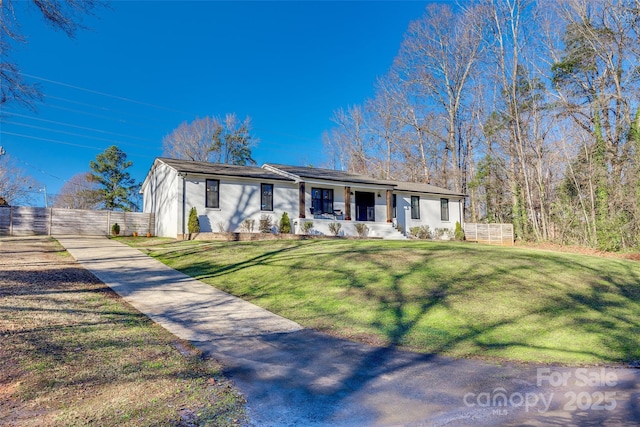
365 223 407 240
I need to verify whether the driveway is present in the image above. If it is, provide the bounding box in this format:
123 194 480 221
57 236 640 426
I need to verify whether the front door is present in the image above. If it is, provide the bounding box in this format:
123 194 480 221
355 191 375 221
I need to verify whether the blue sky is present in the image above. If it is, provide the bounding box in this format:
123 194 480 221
1 1 433 206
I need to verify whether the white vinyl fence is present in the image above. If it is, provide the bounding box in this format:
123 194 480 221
0 206 154 236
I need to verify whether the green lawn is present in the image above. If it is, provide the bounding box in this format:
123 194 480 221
123 238 640 365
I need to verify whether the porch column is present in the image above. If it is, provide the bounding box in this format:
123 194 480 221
344 186 352 220
386 189 393 223
298 182 306 218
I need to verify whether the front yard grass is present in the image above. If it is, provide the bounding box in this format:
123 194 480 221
0 237 246 426
124 238 640 365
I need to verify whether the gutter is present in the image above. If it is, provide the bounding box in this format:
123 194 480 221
262 164 302 182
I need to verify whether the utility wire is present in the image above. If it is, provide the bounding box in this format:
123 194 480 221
2 112 157 143
22 73 191 114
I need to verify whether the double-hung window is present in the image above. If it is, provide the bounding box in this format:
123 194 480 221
206 179 219 208
311 188 333 214
440 198 449 221
411 196 420 219
261 183 273 211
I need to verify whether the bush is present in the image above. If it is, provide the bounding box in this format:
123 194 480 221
328 222 341 237
354 223 368 238
455 221 465 241
410 225 430 239
111 222 120 236
433 228 446 239
259 214 273 233
240 219 255 233
188 207 200 234
279 212 291 234
301 221 313 235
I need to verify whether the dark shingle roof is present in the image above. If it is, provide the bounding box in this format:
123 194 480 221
155 158 465 197
265 164 465 197
158 158 294 181
263 164 394 186
388 181 466 197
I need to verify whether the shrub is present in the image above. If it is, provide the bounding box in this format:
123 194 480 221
188 207 200 233
301 221 313 235
279 212 291 234
259 214 273 233
111 222 120 236
328 222 341 237
410 225 430 239
455 221 465 241
433 228 444 239
354 223 368 238
240 219 255 233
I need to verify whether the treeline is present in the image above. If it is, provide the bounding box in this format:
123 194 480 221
323 0 640 251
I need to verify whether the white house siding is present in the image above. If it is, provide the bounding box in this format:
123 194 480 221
396 192 463 237
142 162 180 237
183 176 298 233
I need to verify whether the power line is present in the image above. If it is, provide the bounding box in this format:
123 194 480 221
43 94 170 125
3 120 148 147
1 131 104 151
22 73 191 115
3 112 157 143
1 131 158 162
17 74 330 158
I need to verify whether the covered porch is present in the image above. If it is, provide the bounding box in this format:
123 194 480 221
297 182 394 224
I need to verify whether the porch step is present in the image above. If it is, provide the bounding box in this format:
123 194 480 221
365 222 407 240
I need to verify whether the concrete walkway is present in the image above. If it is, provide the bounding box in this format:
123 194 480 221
57 236 640 427
56 236 302 341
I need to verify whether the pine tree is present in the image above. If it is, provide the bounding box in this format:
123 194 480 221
89 146 138 211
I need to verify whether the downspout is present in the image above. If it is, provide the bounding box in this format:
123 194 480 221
179 172 186 238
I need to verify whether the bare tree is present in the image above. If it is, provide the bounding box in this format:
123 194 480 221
324 106 370 174
393 2 486 192
0 155 38 205
0 0 104 108
163 114 257 165
53 172 101 210
162 117 219 162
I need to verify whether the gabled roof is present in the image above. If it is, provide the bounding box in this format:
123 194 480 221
263 164 394 186
157 158 294 181
145 158 466 198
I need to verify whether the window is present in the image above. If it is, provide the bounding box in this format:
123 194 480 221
440 198 449 221
311 188 333 214
392 194 397 219
411 196 420 219
206 179 219 208
261 183 273 211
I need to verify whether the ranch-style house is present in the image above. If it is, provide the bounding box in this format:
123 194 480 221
141 158 465 239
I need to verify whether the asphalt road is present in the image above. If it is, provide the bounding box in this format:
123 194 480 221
57 236 640 426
